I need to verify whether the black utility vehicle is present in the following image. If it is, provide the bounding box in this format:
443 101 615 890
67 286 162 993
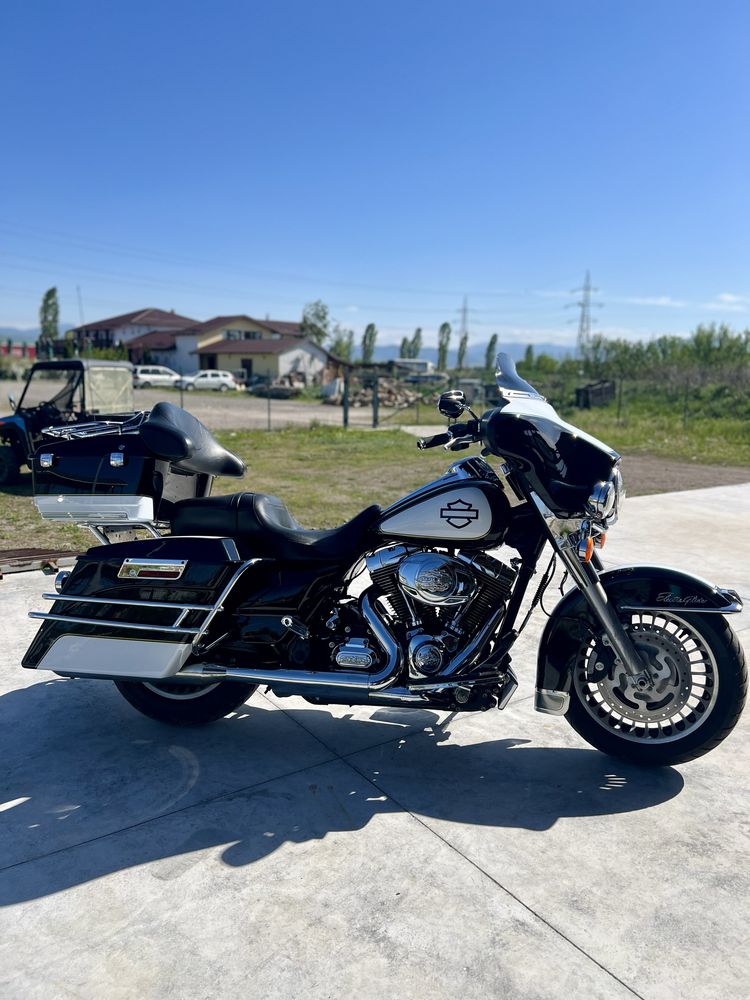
0 359 134 484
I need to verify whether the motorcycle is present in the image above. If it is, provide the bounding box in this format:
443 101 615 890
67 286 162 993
22 353 746 766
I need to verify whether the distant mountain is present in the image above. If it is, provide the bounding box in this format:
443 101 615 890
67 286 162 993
372 339 574 366
0 324 78 343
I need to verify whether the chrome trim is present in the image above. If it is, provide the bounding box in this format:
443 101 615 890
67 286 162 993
191 559 264 647
39 453 54 468
34 494 155 524
535 689 570 716
222 538 241 562
53 571 70 594
118 558 188 580
28 612 200 635
42 593 213 611
109 452 125 468
531 490 649 680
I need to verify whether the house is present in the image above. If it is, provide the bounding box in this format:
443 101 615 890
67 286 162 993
192 337 331 383
128 314 305 373
68 308 199 352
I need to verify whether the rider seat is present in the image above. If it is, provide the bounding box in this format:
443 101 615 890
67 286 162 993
172 492 382 562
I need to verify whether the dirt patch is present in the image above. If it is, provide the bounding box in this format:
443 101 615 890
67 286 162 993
620 454 750 497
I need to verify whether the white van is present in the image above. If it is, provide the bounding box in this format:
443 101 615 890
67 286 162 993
133 365 181 389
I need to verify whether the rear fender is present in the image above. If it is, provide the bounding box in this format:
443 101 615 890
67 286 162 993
535 565 743 714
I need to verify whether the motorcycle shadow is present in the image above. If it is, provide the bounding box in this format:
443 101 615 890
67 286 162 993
0 679 684 905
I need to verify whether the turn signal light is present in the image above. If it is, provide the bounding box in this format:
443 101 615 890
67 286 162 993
582 537 594 562
594 532 607 550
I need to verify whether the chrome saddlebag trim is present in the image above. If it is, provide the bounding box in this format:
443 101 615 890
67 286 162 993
36 635 192 679
34 494 155 524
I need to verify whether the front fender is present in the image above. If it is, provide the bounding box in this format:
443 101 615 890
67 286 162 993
535 565 743 714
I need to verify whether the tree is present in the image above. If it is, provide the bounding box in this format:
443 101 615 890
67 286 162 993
361 323 378 364
410 327 423 359
329 324 354 362
300 300 330 346
437 322 451 371
456 331 468 370
38 287 59 356
400 336 411 358
484 333 498 372
523 344 535 368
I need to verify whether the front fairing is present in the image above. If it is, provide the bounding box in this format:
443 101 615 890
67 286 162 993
481 395 619 516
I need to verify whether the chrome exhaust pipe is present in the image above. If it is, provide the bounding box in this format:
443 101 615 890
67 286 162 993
178 591 403 692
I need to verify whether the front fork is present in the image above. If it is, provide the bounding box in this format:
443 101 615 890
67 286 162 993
531 494 651 684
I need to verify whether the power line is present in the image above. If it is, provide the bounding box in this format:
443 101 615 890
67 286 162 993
567 270 603 357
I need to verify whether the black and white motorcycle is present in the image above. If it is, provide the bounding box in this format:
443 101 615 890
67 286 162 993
23 354 746 765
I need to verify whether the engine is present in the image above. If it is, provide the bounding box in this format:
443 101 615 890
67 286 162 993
359 544 517 680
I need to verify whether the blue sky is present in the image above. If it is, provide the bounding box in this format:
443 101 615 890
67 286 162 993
1 0 748 346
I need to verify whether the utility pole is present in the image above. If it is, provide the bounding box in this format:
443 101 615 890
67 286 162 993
76 285 85 327
570 270 603 358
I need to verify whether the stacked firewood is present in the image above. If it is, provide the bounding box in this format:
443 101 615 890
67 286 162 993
323 378 421 408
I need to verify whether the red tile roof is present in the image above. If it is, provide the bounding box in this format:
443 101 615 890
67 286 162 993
172 315 305 339
193 337 320 356
127 330 177 350
72 308 199 334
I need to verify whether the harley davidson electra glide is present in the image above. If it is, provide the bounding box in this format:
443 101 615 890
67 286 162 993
22 354 746 766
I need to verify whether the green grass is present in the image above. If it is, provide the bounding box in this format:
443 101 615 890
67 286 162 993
570 402 750 465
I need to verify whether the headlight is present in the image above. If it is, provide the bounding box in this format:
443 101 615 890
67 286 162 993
587 466 624 527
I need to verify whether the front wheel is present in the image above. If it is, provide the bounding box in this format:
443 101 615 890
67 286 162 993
566 611 746 765
114 679 257 725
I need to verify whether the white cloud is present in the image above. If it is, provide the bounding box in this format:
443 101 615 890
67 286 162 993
617 295 688 308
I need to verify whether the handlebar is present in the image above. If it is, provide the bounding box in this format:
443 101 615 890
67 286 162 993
416 431 453 450
416 420 479 451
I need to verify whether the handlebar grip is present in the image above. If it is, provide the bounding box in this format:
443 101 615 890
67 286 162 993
417 432 453 450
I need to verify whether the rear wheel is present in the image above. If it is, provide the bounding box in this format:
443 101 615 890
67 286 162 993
566 611 746 765
0 445 20 485
114 679 257 725
219 384 229 392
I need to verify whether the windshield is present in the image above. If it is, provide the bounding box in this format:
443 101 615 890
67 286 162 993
494 352 545 400
17 368 83 412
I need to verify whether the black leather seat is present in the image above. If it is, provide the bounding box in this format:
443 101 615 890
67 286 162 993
172 492 382 562
140 402 245 478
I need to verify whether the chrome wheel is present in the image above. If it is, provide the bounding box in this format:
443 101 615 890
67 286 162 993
574 612 719 745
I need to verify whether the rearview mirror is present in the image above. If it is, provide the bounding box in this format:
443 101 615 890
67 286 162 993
7 392 16 412
437 389 467 419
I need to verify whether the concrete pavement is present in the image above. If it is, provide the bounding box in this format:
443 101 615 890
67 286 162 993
0 484 749 999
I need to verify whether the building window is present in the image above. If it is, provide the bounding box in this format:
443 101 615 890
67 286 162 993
224 329 261 341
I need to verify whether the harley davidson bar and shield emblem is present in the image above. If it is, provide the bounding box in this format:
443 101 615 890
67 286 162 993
439 497 480 529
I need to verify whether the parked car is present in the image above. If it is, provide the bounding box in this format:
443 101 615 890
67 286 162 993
133 365 181 389
174 370 240 392
0 359 134 484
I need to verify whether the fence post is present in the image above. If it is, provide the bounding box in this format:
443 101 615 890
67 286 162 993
267 385 272 431
342 369 350 429
372 375 379 428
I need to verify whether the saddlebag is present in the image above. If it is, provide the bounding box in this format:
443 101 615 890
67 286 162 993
31 432 213 526
23 536 256 680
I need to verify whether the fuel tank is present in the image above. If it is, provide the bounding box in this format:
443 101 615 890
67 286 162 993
377 458 509 545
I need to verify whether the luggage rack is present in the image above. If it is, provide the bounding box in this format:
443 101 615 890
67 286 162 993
41 411 149 440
